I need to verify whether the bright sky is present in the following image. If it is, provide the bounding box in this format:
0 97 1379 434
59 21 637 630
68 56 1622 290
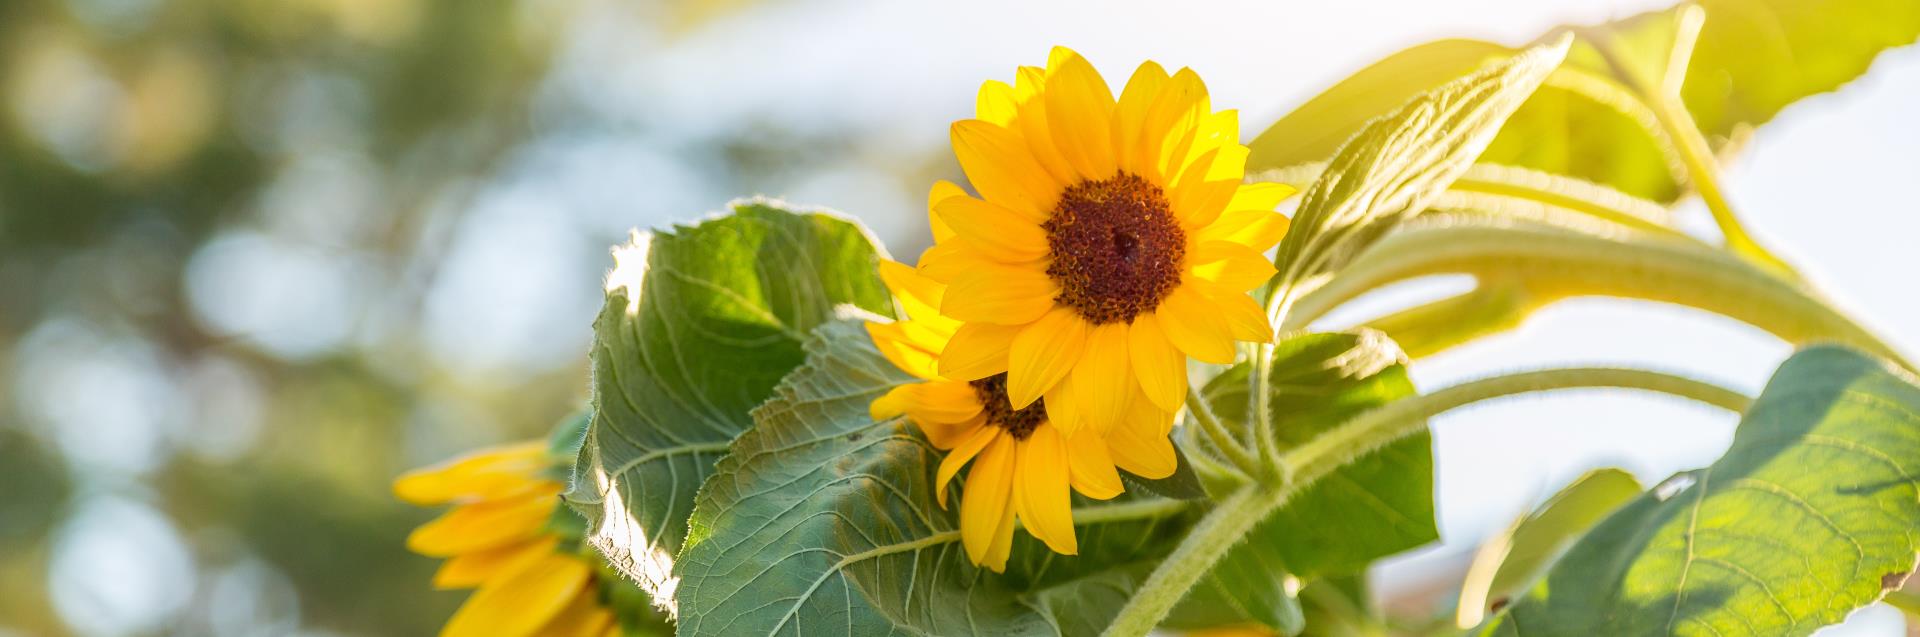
610 0 1920 630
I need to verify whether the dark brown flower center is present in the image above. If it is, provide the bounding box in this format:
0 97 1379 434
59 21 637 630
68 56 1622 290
1043 173 1185 325
969 373 1046 440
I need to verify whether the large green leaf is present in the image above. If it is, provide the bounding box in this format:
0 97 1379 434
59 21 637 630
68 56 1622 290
1203 331 1436 580
1249 0 1920 203
1246 39 1509 171
1270 37 1568 298
1487 346 1920 635
1456 468 1645 627
676 319 1309 636
565 200 894 593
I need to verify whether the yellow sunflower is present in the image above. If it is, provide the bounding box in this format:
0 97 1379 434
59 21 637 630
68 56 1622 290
919 46 1296 430
396 441 626 637
868 257 1177 571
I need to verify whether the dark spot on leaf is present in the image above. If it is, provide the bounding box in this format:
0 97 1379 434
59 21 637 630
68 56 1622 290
1489 597 1510 613
1882 571 1910 591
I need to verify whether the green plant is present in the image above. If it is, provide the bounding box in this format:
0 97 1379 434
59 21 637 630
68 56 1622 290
433 1 1920 635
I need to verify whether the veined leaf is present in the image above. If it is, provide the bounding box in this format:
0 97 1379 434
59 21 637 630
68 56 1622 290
1271 37 1568 302
1247 39 1510 171
1249 0 1920 203
565 200 894 596
1203 331 1436 580
1456 468 1645 627
676 319 1308 636
1487 346 1920 635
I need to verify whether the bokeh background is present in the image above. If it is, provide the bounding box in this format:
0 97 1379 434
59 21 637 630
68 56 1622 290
2 0 1915 635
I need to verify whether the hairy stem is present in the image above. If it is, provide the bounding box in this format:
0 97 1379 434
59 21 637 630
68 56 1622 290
1100 485 1285 637
1280 223 1912 370
1100 367 1750 636
1282 367 1751 480
1187 385 1261 477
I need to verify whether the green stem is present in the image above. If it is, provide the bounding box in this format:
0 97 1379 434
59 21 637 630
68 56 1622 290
1186 385 1261 477
1281 367 1751 481
1280 223 1912 370
1582 22 1795 277
1100 485 1287 637
1100 367 1751 636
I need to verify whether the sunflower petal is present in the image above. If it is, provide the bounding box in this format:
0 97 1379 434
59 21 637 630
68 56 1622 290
879 259 946 318
433 537 557 590
901 381 985 424
939 321 1021 381
1189 240 1279 292
393 442 548 506
1128 313 1187 412
917 239 996 283
961 437 1018 567
940 263 1056 325
1070 322 1133 434
1013 66 1082 188
1140 68 1210 184
1225 182 1298 214
1110 407 1178 479
934 195 1050 260
1006 307 1090 408
1112 61 1170 175
867 321 941 380
530 588 615 637
1198 282 1274 345
1014 425 1077 555
1196 208 1292 251
440 553 591 637
407 486 561 557
1065 428 1125 500
1041 376 1081 435
1043 47 1117 180
936 424 999 509
1155 284 1237 364
870 383 917 419
983 481 1019 573
952 120 1061 217
976 80 1018 126
928 181 969 242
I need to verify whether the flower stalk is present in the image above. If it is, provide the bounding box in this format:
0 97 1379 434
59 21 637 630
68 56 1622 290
1100 367 1752 636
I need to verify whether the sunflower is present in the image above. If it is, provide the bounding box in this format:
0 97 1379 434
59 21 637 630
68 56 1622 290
868 256 1178 571
919 46 1296 430
396 440 631 637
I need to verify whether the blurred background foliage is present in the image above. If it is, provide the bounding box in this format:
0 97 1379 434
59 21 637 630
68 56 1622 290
0 0 941 634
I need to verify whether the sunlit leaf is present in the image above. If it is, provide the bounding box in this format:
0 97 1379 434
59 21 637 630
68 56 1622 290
1270 37 1569 301
1249 0 1920 203
564 200 894 596
675 319 1214 636
1456 468 1645 627
1487 346 1920 635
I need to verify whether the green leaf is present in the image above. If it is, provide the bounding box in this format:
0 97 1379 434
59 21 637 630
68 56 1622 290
676 319 1307 636
564 200 894 593
1203 331 1436 579
1487 346 1920 635
1456 468 1645 627
1671 0 1920 145
1270 37 1569 300
1246 39 1510 171
1249 0 1920 203
674 320 1188 636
